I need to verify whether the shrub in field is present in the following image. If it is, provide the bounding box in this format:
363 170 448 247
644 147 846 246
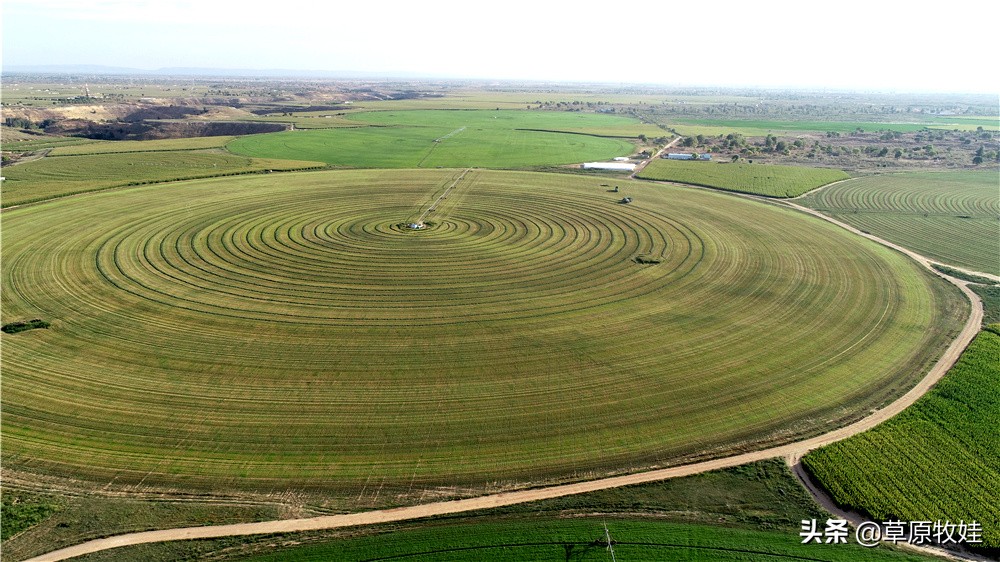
2 319 50 334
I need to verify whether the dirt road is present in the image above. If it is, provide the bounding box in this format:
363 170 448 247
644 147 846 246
24 193 986 562
630 135 680 177
787 455 992 562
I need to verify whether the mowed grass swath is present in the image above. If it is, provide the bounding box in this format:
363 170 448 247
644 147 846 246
803 330 1000 548
0 169 966 498
636 159 849 197
0 150 324 207
798 170 1000 275
226 110 641 168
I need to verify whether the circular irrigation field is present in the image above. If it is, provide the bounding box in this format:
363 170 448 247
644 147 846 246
1 169 964 497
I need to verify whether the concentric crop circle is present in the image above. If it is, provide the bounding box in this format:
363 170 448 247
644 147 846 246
91 179 693 325
1 169 962 496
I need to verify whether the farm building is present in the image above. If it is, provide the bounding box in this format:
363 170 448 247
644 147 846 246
665 153 711 161
582 162 636 171
613 156 631 162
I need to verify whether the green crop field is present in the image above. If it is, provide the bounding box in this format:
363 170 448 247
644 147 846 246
46 136 235 155
6 459 937 561
0 150 324 207
228 519 932 562
226 110 644 168
636 159 849 197
803 330 1000 548
668 117 1000 137
244 114 366 129
346 109 666 138
0 168 965 499
798 171 1000 275
1 132 97 151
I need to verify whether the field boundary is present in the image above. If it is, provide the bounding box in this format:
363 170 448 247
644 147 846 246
0 164 327 211
787 456 991 562
513 127 645 139
23 184 984 562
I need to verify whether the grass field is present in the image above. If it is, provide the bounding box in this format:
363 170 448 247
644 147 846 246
0 488 284 561
346 109 666 138
798 171 1000 275
244 114 366 129
1 132 97 151
225 519 933 562
343 91 688 111
668 117 1000 137
46 136 235 155
803 330 1000 548
7 460 935 561
636 159 849 197
0 168 966 499
0 150 324 207
226 110 643 168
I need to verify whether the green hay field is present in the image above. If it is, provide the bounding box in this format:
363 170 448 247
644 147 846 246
346 109 665 137
637 159 849 197
226 110 643 168
46 136 235 155
668 117 1000 137
798 171 1000 275
231 519 931 562
1 169 965 499
804 330 1000 548
0 150 324 207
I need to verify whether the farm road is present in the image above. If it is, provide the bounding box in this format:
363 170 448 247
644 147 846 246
630 134 680 177
787 455 993 562
24 189 987 562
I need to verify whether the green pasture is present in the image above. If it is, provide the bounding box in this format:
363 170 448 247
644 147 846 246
0 169 965 498
229 519 931 562
244 114 365 129
804 330 1000 548
47 136 234 155
799 171 1000 275
668 117 999 137
226 110 646 168
0 488 283 561
344 90 682 111
637 159 849 197
0 150 324 207
346 109 665 137
1 132 97 151
3 459 936 561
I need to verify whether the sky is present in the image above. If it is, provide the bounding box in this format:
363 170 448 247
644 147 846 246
3 0 999 94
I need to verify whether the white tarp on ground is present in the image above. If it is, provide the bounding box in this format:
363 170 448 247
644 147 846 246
581 162 636 171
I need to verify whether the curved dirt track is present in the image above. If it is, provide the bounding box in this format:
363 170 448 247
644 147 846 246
24 194 986 562
787 455 992 562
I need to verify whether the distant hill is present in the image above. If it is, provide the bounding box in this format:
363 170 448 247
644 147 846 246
2 64 432 79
